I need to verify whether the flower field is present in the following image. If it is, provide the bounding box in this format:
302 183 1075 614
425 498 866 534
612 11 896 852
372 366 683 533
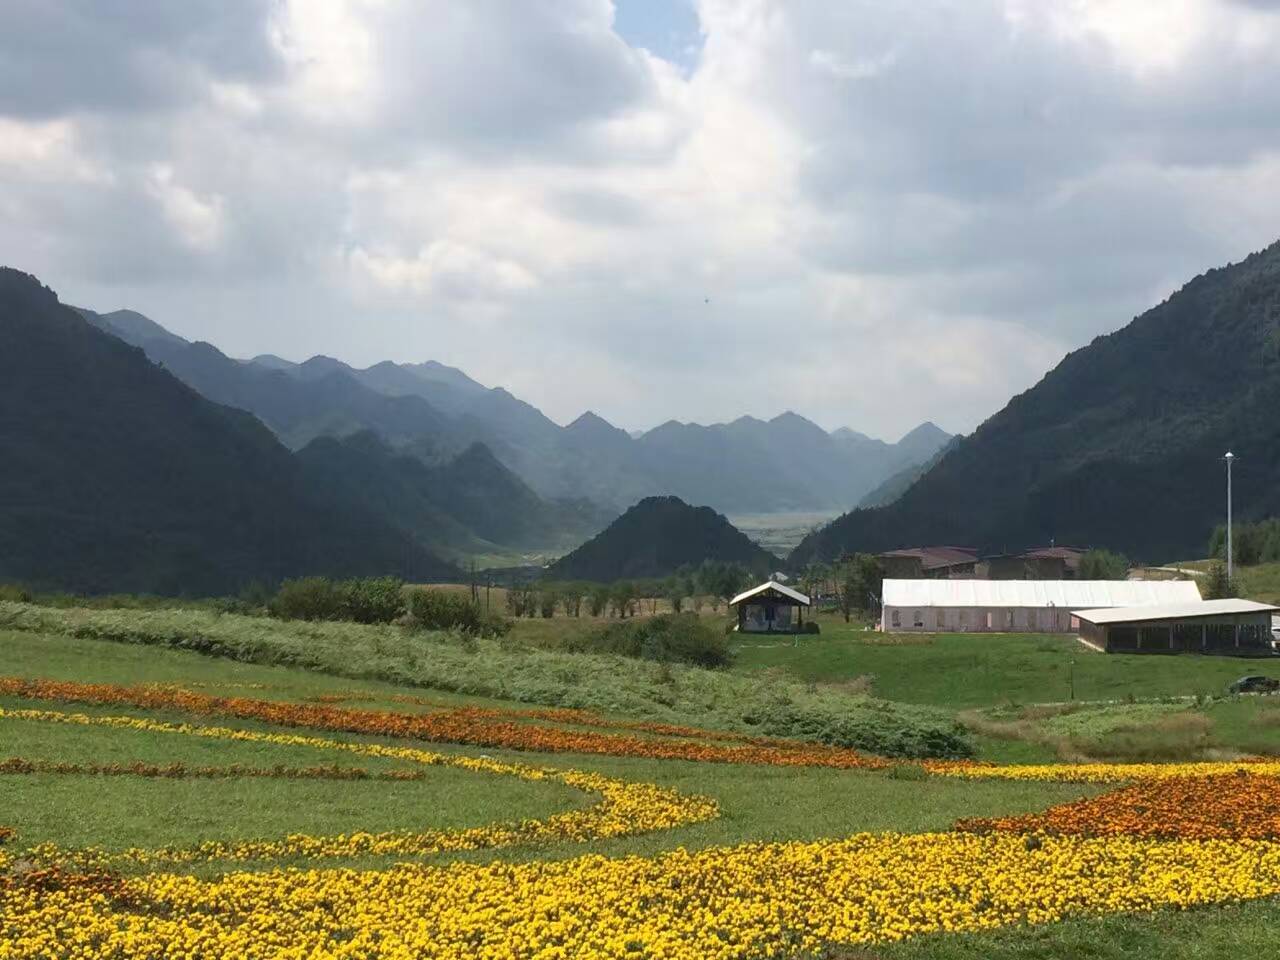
5 666 1280 958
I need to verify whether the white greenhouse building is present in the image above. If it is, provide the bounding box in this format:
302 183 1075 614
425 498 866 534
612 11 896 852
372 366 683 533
881 579 1202 634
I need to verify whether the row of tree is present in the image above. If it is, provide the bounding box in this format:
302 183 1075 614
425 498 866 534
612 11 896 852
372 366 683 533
501 561 761 620
1210 518 1280 567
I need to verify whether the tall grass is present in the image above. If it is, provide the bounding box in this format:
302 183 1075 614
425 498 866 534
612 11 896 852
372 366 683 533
0 602 970 759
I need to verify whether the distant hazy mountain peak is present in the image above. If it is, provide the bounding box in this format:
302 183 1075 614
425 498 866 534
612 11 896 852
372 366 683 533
831 426 875 443
246 353 296 370
73 305 188 350
897 420 949 445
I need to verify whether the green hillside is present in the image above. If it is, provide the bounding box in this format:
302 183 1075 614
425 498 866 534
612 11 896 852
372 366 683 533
548 496 780 581
794 240 1280 565
0 268 456 593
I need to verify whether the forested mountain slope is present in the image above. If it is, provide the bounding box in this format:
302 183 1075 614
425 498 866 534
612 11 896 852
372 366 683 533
548 496 780 581
792 240 1280 564
2 269 456 593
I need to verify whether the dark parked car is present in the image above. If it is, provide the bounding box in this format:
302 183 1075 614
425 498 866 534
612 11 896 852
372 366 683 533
1228 675 1280 695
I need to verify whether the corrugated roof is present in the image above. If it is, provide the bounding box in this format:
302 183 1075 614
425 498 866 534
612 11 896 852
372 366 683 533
878 546 978 570
882 579 1201 609
730 581 811 607
1073 599 1280 625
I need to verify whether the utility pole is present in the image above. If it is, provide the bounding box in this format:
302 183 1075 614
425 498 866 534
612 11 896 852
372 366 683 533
1224 451 1235 582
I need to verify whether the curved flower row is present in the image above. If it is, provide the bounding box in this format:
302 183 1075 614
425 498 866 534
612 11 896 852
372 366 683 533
0 756 432 782
924 757 1280 783
7 832 1280 959
0 676 890 769
957 771 1280 840
0 707 718 868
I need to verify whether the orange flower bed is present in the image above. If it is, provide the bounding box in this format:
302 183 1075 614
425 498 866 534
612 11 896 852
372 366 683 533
0 676 888 770
956 770 1280 840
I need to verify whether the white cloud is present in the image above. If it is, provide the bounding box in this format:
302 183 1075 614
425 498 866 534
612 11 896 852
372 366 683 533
2 0 1280 438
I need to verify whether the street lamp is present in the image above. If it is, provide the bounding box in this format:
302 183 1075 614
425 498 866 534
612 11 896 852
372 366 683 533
1224 451 1235 582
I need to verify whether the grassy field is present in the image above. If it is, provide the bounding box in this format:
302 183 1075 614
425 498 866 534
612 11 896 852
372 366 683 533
4 603 1280 956
731 617 1263 707
0 626 1082 866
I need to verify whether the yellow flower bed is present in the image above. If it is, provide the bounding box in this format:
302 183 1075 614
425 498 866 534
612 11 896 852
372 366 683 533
5 833 1280 959
925 759 1280 783
0 707 718 867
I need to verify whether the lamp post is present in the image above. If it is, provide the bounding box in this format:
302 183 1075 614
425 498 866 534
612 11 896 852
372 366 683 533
1224 451 1235 582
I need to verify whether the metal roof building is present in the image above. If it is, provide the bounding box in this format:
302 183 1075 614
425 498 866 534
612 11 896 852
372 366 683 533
882 578 1201 634
1073 599 1280 655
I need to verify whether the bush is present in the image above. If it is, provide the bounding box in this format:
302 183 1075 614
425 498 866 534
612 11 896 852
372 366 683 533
571 613 732 668
0 584 32 603
1077 549 1130 580
407 588 510 637
268 577 406 624
270 577 348 621
343 577 407 624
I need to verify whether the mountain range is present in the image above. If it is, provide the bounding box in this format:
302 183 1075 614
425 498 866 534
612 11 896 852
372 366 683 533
791 239 1280 565
0 269 457 594
78 306 951 517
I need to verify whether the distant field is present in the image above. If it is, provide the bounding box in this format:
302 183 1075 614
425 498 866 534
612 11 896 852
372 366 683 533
726 510 841 555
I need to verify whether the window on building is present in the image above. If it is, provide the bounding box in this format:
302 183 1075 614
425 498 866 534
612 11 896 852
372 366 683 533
891 609 901 627
913 610 924 628
1005 609 1014 629
958 609 967 629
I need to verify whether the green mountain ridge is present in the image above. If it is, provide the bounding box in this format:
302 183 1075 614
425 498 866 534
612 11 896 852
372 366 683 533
1 269 457 594
792 239 1280 565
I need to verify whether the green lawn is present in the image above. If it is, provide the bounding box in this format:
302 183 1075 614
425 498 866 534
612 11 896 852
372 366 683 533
0 697 589 854
877 898 1280 960
732 620 1266 708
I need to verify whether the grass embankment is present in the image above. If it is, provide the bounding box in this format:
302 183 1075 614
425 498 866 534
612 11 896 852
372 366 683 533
0 603 969 759
1172 559 1280 604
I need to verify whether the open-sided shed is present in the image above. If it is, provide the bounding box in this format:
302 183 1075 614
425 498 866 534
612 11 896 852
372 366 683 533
1073 599 1280 655
730 581 811 633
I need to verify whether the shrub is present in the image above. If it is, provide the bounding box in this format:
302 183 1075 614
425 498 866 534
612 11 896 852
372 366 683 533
0 584 32 603
343 577 406 624
407 588 511 637
270 577 347 621
571 613 732 668
1077 549 1130 580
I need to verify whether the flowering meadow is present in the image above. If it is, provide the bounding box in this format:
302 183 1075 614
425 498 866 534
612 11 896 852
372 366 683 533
5 670 1280 958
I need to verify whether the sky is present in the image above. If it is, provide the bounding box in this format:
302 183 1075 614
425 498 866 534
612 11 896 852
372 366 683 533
4 1 1280 439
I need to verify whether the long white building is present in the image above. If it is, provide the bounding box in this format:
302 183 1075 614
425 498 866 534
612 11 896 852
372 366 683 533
881 579 1202 633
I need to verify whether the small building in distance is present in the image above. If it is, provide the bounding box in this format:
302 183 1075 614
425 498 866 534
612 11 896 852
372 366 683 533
730 581 811 634
986 546 1087 580
882 578 1201 634
1074 599 1280 655
877 546 978 579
